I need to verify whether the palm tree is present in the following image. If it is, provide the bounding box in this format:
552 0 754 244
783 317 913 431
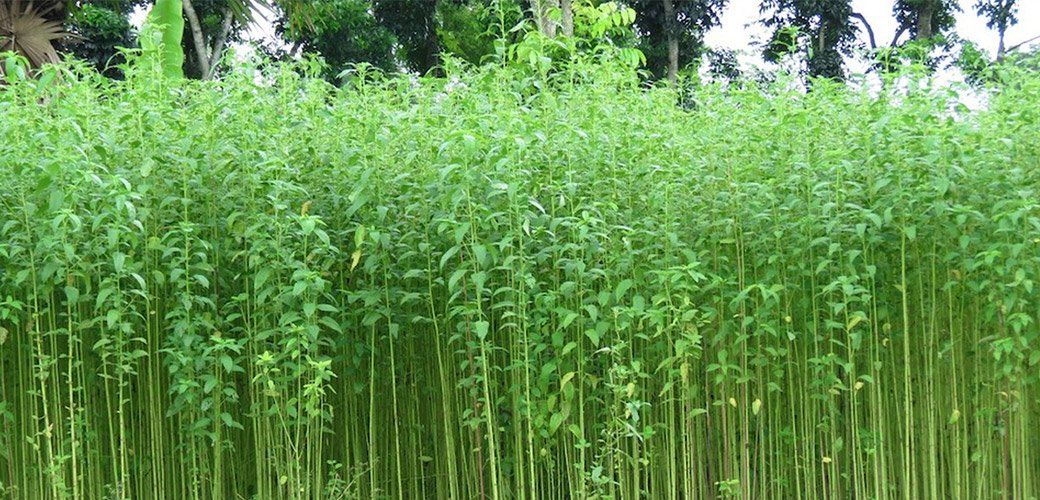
0 0 69 70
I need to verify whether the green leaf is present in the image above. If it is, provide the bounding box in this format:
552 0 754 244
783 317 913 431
549 407 570 435
255 268 272 290
585 329 601 347
615 279 633 300
220 355 235 373
141 0 185 79
64 286 79 305
560 312 579 330
220 412 244 430
440 246 460 271
474 321 489 341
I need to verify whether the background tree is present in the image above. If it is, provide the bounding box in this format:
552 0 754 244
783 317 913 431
373 0 442 74
437 0 521 66
63 1 140 78
180 0 241 79
892 0 958 43
761 0 857 80
355 0 525 75
561 0 573 36
705 47 741 82
630 0 727 83
280 0 396 76
975 0 1018 59
179 0 316 79
531 0 558 37
870 0 958 72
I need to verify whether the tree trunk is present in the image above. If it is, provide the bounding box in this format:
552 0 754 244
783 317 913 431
181 0 211 79
915 0 937 40
421 21 441 75
533 0 545 35
206 8 234 78
663 0 678 83
561 0 573 37
546 0 559 38
533 0 560 37
997 29 1007 59
183 0 234 80
992 0 1014 60
851 13 877 50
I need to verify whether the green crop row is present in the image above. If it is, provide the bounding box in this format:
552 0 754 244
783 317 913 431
1 57 1039 499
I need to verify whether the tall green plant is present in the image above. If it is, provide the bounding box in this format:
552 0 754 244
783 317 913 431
142 0 185 78
1 46 1039 499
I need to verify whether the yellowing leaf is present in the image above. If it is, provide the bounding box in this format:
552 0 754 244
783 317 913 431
351 249 362 271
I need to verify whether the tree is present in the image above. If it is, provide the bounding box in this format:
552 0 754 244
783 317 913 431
275 0 509 77
661 0 676 81
959 39 1039 87
374 0 520 75
762 0 857 80
174 0 316 79
373 0 441 73
64 1 140 78
975 0 1019 59
892 0 958 43
281 0 396 76
531 0 559 37
0 0 68 71
437 0 521 66
705 47 740 82
631 0 728 83
181 0 239 79
561 0 573 36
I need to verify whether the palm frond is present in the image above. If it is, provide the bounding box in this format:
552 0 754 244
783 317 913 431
0 0 71 69
232 0 317 34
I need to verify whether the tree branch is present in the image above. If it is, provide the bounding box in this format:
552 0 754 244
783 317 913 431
890 26 908 47
206 8 235 78
1006 34 1040 54
851 13 877 50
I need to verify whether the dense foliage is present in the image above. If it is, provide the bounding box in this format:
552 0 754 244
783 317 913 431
631 0 727 80
762 0 857 79
64 1 139 78
1 52 1039 500
2 0 1032 85
280 0 398 75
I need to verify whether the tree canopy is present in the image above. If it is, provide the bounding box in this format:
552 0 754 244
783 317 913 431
2 0 1037 84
